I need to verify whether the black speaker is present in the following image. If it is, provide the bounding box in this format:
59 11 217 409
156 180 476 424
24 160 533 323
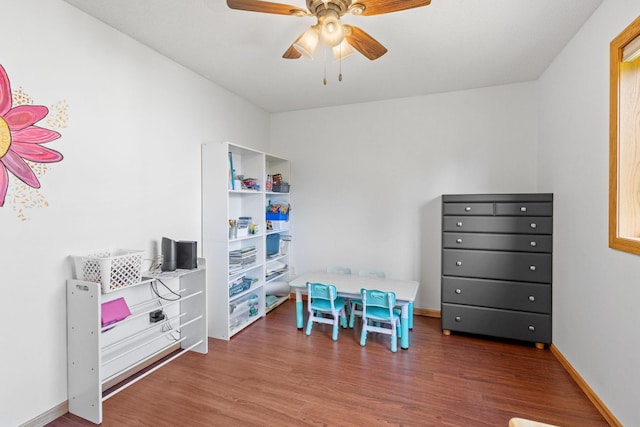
161 237 177 271
177 241 197 269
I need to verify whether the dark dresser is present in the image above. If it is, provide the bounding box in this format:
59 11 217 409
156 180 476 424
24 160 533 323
441 193 553 348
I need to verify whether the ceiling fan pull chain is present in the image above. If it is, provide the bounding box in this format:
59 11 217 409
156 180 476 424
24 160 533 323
323 47 328 85
338 44 343 82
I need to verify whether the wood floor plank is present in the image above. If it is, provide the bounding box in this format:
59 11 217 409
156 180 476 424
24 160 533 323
48 300 608 426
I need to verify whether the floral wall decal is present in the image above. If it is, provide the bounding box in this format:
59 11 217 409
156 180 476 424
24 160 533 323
0 64 65 220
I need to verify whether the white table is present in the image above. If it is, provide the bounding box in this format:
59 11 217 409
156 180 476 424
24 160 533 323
289 271 419 349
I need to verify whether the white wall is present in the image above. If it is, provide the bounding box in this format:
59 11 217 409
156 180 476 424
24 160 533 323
538 0 640 425
270 82 538 311
0 1 268 426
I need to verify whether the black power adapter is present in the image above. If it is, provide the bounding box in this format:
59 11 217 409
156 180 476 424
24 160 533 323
149 309 165 323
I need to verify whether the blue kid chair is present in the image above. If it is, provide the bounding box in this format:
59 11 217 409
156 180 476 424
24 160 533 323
359 288 401 352
305 282 348 341
327 266 352 275
348 269 385 328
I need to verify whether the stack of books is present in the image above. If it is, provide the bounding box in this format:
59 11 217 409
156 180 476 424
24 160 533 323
266 261 288 281
229 246 256 275
229 275 253 297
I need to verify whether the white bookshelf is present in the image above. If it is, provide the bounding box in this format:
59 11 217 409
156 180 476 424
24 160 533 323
202 142 291 340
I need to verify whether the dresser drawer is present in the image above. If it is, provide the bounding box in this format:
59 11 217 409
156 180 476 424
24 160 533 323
441 303 551 343
443 202 494 216
495 202 553 216
442 232 552 253
442 277 551 313
442 216 552 234
442 249 552 283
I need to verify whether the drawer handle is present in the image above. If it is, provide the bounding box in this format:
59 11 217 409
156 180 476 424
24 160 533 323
528 325 535 332
465 207 471 212
456 261 462 266
455 288 462 294
530 241 537 247
455 316 461 322
520 206 527 212
456 221 463 227
530 223 537 229
529 265 536 271
456 238 463 244
528 295 536 302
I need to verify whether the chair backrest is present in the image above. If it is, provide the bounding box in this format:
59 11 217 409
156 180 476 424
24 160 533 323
327 266 352 275
307 282 338 312
361 289 396 320
359 269 385 279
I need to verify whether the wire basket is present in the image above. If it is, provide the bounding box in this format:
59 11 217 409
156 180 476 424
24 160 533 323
72 249 144 293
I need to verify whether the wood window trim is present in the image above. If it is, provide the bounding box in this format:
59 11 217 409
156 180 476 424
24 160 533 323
609 16 640 255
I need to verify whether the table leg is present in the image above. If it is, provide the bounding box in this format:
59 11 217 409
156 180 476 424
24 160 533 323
408 302 414 329
401 304 409 349
295 289 304 329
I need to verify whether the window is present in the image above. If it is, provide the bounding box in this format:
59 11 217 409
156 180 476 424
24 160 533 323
609 16 640 255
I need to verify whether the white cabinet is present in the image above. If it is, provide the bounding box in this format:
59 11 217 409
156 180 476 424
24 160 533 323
66 262 207 424
202 142 291 340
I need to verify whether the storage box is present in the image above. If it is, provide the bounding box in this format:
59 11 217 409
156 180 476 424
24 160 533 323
272 183 290 193
266 233 281 255
266 211 289 221
229 303 250 329
229 293 260 329
73 249 144 293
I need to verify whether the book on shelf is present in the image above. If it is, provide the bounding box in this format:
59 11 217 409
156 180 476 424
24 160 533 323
266 261 287 281
228 151 235 190
229 246 257 275
266 270 287 281
265 294 281 309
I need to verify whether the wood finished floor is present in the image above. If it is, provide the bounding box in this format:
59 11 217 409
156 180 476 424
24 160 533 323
50 300 608 426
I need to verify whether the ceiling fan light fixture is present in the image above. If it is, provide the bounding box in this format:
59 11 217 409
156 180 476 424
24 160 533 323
333 39 354 60
293 26 319 59
318 11 345 47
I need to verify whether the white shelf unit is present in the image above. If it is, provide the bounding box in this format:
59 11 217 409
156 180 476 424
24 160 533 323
265 153 292 312
202 142 291 340
66 262 207 424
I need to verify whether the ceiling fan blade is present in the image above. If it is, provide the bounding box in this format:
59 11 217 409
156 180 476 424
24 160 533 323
358 0 431 16
283 43 302 59
227 0 307 16
344 25 387 60
282 31 305 59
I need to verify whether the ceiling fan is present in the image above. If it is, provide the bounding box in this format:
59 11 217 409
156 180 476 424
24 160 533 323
227 0 431 61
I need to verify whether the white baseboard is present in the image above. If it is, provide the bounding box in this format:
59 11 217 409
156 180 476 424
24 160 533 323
20 401 68 427
549 344 621 427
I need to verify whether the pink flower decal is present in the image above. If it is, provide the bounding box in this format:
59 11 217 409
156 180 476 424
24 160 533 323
0 64 63 206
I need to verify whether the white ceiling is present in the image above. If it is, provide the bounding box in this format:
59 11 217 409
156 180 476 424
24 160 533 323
62 0 602 113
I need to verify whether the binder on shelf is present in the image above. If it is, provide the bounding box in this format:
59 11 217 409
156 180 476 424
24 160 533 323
228 151 235 190
101 297 131 329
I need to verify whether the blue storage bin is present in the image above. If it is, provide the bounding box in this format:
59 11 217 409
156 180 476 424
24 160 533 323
266 233 281 255
266 211 289 221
